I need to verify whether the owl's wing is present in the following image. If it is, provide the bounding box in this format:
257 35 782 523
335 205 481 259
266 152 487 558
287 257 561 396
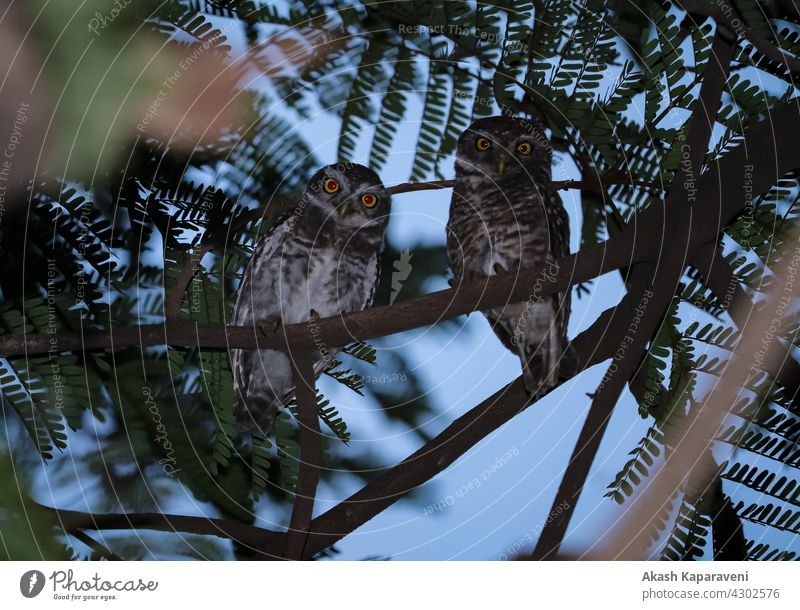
545 190 570 261
545 190 579 376
364 244 384 309
231 212 294 325
231 212 295 429
445 195 465 283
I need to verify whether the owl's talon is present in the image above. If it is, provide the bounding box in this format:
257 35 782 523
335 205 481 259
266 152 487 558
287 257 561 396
256 315 283 336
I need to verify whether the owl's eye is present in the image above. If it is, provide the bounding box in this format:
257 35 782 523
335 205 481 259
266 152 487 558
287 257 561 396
517 142 532 155
323 178 340 193
360 193 378 208
475 137 491 151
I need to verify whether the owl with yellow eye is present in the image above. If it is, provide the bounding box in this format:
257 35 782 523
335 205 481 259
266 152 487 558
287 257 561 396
231 163 390 433
447 116 575 398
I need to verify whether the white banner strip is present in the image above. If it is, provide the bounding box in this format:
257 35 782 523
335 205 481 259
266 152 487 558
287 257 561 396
1 561 799 608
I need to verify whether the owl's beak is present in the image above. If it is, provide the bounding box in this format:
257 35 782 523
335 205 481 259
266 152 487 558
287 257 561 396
338 202 350 217
497 157 507 176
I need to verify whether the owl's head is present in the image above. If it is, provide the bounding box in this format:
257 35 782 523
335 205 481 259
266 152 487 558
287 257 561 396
301 163 390 231
455 116 552 183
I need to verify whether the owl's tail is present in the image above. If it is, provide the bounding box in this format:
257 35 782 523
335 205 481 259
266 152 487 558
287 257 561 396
234 391 280 434
518 322 572 399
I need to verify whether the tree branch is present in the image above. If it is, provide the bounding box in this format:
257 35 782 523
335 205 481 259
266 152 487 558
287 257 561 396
293 378 532 558
40 504 281 552
69 529 123 561
531 29 737 559
285 351 321 560
164 243 213 320
0 232 644 359
531 267 674 559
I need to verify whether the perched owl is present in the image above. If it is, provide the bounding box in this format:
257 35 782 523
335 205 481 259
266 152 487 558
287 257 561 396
231 163 390 433
446 116 574 397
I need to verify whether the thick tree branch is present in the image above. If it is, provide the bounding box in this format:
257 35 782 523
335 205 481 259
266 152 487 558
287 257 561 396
292 377 531 559
285 352 321 560
531 267 675 559
0 232 644 359
531 30 737 559
41 504 281 551
273 313 633 559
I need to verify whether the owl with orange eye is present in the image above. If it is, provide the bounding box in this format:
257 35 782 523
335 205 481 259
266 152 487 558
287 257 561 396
231 163 390 433
447 116 575 398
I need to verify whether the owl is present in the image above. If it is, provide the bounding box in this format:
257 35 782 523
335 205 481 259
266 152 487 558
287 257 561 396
231 163 390 433
446 115 574 397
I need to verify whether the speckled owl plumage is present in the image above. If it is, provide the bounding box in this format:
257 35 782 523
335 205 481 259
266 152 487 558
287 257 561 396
231 163 390 433
446 116 575 397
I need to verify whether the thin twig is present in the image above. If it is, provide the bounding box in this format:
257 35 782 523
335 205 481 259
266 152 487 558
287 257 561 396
70 529 123 561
